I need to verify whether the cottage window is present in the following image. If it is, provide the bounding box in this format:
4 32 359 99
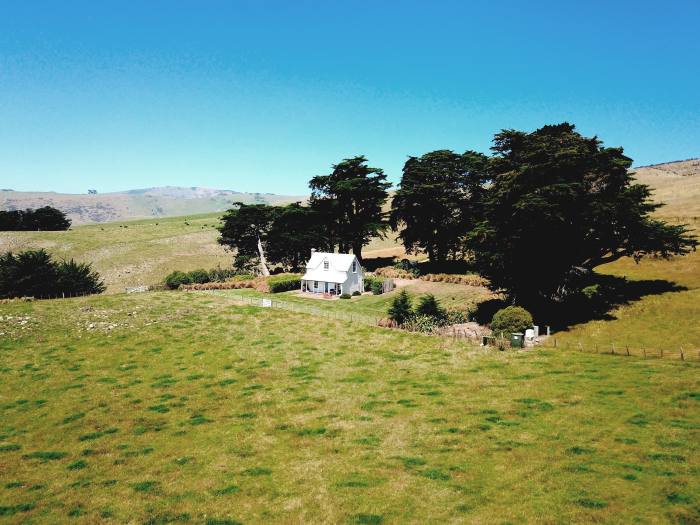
323 260 329 270
314 281 318 288
352 261 357 273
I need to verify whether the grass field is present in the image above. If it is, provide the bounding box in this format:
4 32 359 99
1 292 699 524
0 213 230 293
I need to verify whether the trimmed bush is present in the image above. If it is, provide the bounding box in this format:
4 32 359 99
352 290 361 296
187 269 210 284
370 280 383 295
490 306 533 336
164 271 191 290
267 274 301 293
339 293 351 299
180 277 267 291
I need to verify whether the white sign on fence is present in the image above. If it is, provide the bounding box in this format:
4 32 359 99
261 298 272 308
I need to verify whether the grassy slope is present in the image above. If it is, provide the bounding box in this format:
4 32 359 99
556 220 700 352
0 213 230 293
1 292 698 524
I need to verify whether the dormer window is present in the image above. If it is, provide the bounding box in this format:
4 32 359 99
323 260 329 270
352 261 357 273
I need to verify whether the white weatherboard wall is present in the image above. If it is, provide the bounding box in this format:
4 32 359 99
301 252 364 295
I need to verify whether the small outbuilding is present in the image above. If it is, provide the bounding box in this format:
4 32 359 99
300 251 363 296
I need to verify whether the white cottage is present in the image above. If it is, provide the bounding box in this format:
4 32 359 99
300 251 364 296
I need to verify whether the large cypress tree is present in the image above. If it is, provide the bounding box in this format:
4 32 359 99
217 203 280 273
466 123 697 304
309 156 390 262
266 203 326 270
390 150 488 264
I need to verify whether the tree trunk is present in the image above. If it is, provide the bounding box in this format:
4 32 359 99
352 241 363 263
257 236 270 276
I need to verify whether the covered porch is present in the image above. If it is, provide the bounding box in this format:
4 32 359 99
300 279 343 296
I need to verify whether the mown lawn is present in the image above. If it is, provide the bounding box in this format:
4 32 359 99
211 279 493 321
1 292 698 524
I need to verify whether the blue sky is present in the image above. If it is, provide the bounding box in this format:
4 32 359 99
1 1 699 195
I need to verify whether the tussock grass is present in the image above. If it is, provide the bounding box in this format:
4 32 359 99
0 291 698 523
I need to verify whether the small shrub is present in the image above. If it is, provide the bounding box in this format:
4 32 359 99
445 307 470 324
364 275 383 292
340 293 351 299
186 269 210 284
375 267 415 279
404 314 441 333
371 280 383 295
388 290 412 326
421 273 488 286
490 306 533 336
164 271 190 290
352 290 361 296
208 266 241 282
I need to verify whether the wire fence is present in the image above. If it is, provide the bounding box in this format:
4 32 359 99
12 289 695 363
539 337 700 362
207 290 700 362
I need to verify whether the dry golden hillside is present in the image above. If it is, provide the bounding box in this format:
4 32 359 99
632 158 700 219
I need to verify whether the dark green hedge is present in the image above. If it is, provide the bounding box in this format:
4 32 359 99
267 274 301 293
0 249 104 299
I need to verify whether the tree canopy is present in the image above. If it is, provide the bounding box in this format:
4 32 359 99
309 156 390 261
0 206 71 231
266 203 325 270
218 202 324 271
218 203 278 259
391 150 488 264
466 123 697 304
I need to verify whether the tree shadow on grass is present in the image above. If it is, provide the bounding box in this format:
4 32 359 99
473 274 687 331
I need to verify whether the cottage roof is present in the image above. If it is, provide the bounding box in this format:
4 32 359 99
301 252 359 283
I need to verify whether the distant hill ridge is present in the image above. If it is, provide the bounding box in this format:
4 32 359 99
2 158 698 224
0 186 305 224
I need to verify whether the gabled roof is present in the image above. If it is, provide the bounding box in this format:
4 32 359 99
302 252 360 283
306 252 356 271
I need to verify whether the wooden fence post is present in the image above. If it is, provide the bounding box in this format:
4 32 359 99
626 346 630 356
642 348 646 359
611 343 616 355
680 347 684 361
